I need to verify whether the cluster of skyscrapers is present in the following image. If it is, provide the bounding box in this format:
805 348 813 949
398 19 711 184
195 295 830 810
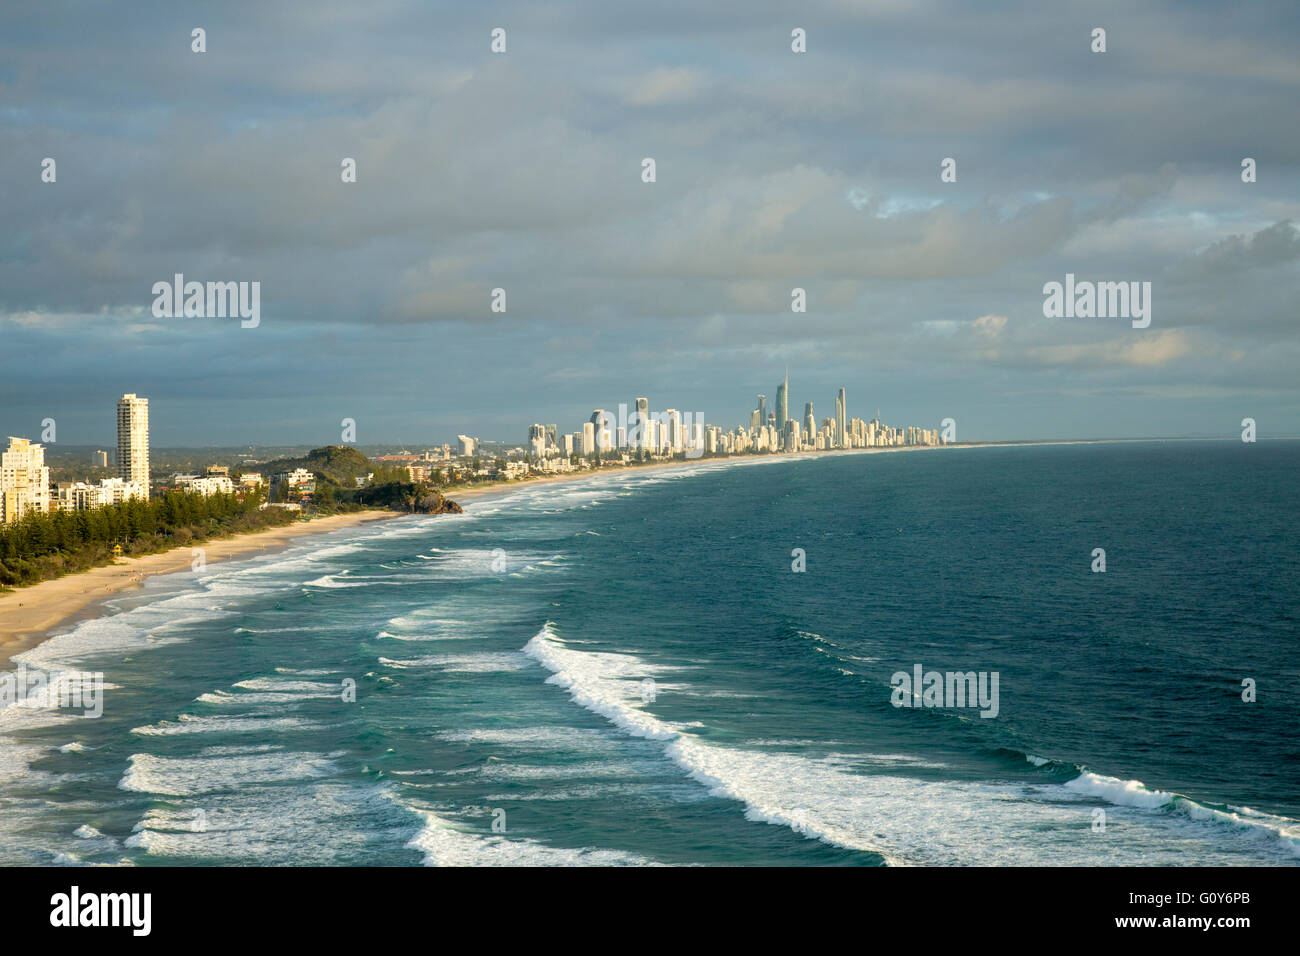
0 394 150 525
526 374 942 462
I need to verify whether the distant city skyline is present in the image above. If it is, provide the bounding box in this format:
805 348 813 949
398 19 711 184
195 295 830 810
2 378 1291 449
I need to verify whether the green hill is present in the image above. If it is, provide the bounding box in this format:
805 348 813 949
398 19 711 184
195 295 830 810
256 445 375 487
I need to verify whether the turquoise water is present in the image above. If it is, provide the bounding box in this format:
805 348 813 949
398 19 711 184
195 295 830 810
2 441 1297 866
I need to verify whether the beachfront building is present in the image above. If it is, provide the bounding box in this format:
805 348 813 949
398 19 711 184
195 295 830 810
117 393 150 489
632 397 650 453
835 388 847 449
528 423 548 459
1 437 51 525
590 410 613 452
172 473 236 497
267 468 316 501
116 392 149 489
53 477 148 512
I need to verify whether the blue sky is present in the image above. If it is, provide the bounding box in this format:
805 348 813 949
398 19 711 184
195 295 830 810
2 0 1298 445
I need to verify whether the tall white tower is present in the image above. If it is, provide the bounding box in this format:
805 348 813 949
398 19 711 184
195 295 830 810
117 393 150 489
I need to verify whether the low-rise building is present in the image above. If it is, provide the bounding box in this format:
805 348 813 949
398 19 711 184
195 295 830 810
172 473 236 497
54 477 149 511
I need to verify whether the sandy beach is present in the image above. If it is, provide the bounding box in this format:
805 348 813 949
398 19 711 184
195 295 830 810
0 440 1098 668
0 510 397 668
0 453 849 667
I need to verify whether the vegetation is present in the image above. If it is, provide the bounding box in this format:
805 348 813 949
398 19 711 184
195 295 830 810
0 489 298 589
257 445 387 488
345 481 462 515
0 446 472 591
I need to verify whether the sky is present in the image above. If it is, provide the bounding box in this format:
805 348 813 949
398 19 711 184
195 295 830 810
2 0 1298 446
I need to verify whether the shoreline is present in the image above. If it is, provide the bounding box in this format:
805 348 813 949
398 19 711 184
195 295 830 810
0 510 398 669
0 436 1251 670
438 435 1167 503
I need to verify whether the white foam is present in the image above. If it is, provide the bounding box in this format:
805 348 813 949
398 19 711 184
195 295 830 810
304 574 364 589
404 807 656 866
131 714 320 736
123 783 398 863
118 750 339 797
523 625 679 741
378 653 529 673
522 623 1300 865
1065 771 1300 856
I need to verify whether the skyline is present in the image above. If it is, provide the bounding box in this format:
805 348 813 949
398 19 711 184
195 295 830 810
3 1 1299 444
5 375 942 461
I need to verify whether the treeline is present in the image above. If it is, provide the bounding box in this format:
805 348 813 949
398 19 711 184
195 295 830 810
0 490 299 588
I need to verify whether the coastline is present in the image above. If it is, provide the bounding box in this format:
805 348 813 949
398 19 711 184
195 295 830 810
440 436 1119 503
0 436 1236 670
0 509 398 670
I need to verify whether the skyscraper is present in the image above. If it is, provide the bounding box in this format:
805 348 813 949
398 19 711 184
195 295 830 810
775 370 788 431
528 423 547 458
664 409 682 452
0 436 50 524
117 393 150 489
804 402 815 441
835 388 846 449
590 409 612 452
634 397 649 452
756 394 766 431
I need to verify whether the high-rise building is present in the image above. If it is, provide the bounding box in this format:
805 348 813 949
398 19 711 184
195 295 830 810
92 449 108 468
804 402 815 441
634 397 649 452
581 422 595 456
528 423 547 458
1 437 51 524
756 394 766 430
835 388 846 449
590 410 612 452
784 419 800 452
457 435 476 457
664 409 683 453
776 371 789 430
117 393 150 489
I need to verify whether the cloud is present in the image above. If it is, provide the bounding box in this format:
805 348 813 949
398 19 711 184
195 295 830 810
971 314 1007 338
1025 329 1197 368
625 67 707 105
1 0 1298 442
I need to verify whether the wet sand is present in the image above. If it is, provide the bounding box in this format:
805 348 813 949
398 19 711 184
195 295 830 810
0 510 397 668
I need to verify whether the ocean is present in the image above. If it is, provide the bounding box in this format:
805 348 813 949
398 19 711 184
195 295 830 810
1 441 1297 866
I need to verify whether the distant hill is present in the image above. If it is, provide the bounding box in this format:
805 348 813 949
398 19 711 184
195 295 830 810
256 445 375 487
